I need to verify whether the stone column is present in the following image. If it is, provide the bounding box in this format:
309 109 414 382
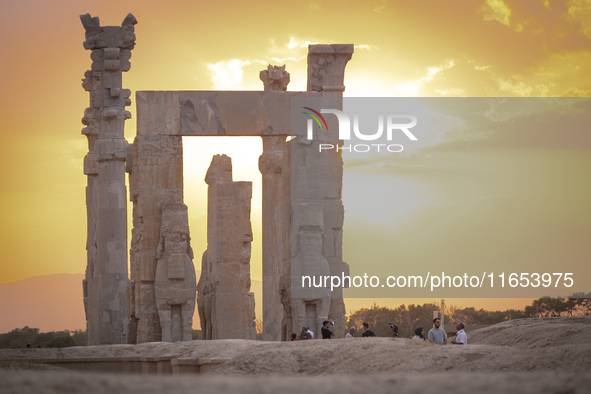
80 13 137 345
259 66 292 341
81 70 99 344
308 45 353 338
198 155 256 340
290 45 353 338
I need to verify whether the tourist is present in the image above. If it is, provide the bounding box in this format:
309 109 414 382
428 318 447 345
321 320 334 339
291 333 298 341
451 322 467 345
299 326 311 340
306 326 315 339
389 322 399 337
413 326 426 341
345 327 356 338
361 322 376 337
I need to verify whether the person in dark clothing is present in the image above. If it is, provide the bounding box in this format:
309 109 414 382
413 326 426 341
361 322 376 337
321 320 334 339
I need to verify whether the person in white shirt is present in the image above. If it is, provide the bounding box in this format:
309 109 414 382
306 326 315 339
451 322 467 345
345 327 356 338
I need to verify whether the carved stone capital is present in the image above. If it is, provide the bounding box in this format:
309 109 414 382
260 65 290 92
80 13 137 51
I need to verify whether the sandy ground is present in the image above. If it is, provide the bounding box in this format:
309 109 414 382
1 316 590 394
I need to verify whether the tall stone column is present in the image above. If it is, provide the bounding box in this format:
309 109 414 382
290 45 353 338
259 66 292 341
81 70 99 343
308 45 353 338
80 13 137 345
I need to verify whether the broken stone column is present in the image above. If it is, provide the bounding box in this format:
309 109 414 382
80 13 137 345
198 154 256 340
290 45 353 337
259 65 292 341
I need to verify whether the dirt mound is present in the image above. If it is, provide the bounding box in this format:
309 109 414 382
1 316 590 394
468 316 591 348
1 334 590 375
1 370 590 394
211 337 591 375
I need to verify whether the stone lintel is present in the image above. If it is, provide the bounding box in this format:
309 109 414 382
137 90 323 137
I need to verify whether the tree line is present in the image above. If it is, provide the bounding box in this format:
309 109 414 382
0 327 87 349
346 295 591 338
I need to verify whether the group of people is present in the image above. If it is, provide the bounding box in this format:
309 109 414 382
291 322 379 340
291 318 467 344
293 320 336 340
413 318 467 345
293 320 369 340
345 322 377 337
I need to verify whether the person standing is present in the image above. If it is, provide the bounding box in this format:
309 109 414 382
361 322 376 337
345 327 356 338
321 321 334 339
428 318 447 345
413 326 426 341
306 325 315 339
299 326 311 340
451 322 467 344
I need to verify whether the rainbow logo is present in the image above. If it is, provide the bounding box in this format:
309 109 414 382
302 107 329 132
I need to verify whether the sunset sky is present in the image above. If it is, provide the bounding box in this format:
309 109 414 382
1 0 590 329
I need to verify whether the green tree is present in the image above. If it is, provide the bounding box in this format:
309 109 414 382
0 328 88 349
524 296 591 317
71 330 87 346
0 327 39 348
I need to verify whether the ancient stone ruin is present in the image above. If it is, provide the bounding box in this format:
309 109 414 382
154 203 197 342
81 13 137 345
80 13 352 344
198 154 256 340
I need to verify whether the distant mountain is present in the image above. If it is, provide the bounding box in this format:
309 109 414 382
0 273 86 333
0 273 263 334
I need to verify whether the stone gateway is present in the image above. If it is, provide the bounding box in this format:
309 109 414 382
80 13 353 344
